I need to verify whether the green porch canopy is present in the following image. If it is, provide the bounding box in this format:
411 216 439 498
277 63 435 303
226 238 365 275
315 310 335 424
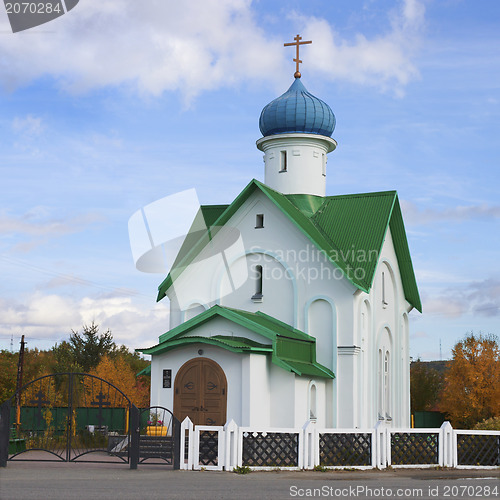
137 305 334 379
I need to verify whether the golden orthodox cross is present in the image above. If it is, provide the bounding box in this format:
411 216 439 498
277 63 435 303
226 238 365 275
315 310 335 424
284 34 312 78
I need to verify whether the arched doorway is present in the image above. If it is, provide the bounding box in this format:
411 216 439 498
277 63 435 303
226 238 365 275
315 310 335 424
173 358 227 426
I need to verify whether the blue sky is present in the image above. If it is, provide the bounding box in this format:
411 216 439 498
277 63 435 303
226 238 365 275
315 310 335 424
0 0 499 360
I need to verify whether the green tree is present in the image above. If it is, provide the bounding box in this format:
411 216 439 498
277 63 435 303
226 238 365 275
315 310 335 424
51 340 83 373
410 359 444 412
439 332 500 428
111 344 149 374
69 322 115 373
0 350 18 403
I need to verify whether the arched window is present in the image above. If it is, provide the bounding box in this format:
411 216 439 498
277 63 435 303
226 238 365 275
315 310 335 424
308 382 317 421
378 348 383 417
384 351 391 420
305 297 336 371
377 327 392 421
251 265 263 301
280 151 287 172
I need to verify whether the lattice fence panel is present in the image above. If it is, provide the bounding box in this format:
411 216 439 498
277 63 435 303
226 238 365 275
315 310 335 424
242 432 299 467
319 433 372 467
457 434 500 466
198 430 219 466
390 432 439 465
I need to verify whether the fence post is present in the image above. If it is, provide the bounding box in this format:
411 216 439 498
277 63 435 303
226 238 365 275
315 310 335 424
374 420 387 468
302 420 316 470
0 401 11 468
129 405 140 470
180 417 194 470
440 421 453 467
224 419 238 471
173 416 181 470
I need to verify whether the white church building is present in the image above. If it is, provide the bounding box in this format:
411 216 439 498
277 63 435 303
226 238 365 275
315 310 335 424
138 53 421 430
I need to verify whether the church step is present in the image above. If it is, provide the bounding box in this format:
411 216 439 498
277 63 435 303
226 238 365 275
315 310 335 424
139 436 174 456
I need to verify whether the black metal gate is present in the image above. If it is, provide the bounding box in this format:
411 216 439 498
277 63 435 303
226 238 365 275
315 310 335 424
138 406 180 468
0 373 135 466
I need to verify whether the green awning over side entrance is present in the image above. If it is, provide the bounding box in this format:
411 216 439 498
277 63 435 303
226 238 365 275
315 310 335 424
137 305 334 379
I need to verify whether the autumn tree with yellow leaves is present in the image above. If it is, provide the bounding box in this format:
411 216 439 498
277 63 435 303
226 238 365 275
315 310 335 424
439 333 500 428
89 355 150 408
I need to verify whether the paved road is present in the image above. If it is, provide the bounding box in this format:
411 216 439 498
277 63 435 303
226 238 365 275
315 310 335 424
0 462 498 500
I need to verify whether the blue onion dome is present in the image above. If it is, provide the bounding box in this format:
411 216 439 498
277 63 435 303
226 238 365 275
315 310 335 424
259 78 336 137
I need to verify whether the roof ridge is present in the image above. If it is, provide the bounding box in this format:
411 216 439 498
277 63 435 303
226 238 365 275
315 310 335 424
201 204 230 209
324 190 397 200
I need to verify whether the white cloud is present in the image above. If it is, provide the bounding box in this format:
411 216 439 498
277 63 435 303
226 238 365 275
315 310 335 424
422 278 500 318
12 115 44 135
0 209 104 252
0 293 168 348
0 0 283 102
0 0 424 100
411 330 429 339
297 0 425 95
423 297 466 319
401 200 500 226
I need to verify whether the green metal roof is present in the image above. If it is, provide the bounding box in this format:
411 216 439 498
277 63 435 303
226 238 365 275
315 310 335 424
200 204 230 227
136 364 151 377
157 179 421 312
137 305 334 379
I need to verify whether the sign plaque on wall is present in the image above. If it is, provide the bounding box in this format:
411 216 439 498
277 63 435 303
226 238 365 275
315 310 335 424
163 369 172 388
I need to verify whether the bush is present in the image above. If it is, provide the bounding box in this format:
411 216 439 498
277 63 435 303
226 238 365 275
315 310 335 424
233 465 251 474
473 417 500 430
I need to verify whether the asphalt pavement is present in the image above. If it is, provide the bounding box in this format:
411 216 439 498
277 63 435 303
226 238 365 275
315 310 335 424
0 462 498 500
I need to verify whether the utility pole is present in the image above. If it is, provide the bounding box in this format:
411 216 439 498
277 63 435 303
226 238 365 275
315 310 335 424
15 335 25 433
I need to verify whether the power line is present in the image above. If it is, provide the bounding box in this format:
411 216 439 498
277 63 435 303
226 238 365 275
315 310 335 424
0 254 155 300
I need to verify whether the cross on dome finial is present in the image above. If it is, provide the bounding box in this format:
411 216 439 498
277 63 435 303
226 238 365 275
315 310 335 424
284 34 312 78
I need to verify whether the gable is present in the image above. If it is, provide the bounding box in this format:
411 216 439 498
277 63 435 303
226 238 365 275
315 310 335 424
157 179 421 312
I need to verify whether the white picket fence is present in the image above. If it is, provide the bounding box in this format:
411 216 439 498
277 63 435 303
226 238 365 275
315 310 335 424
179 418 500 471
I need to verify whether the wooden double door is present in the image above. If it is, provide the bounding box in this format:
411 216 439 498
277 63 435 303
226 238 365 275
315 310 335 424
173 358 227 426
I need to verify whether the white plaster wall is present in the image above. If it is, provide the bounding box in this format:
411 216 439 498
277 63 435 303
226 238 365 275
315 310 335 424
269 364 296 427
256 134 336 196
242 354 271 426
292 377 326 428
353 228 412 428
294 376 310 426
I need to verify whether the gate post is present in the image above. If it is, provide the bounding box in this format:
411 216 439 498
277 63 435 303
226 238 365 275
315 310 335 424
129 405 140 470
173 417 181 470
0 401 11 467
